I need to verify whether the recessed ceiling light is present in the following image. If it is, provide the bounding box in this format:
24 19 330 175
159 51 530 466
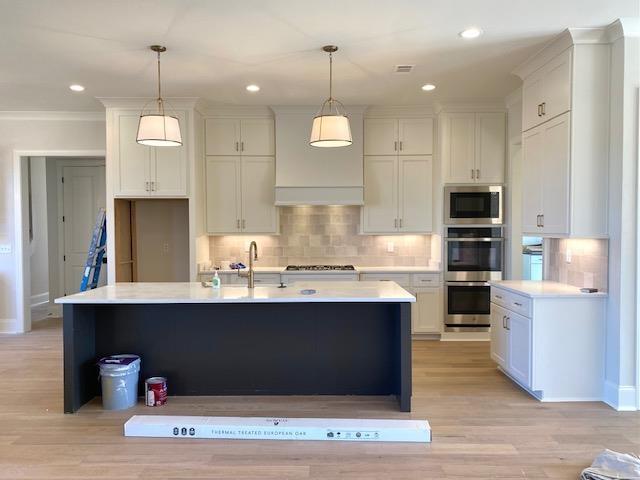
459 27 483 39
69 84 85 92
421 84 436 91
246 84 260 92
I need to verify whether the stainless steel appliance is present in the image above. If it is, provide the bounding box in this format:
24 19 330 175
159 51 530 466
444 227 503 332
444 185 503 225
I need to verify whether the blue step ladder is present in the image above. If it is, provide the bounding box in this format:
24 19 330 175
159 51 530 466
80 208 107 292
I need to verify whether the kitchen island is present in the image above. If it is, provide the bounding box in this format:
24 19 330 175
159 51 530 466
56 282 415 413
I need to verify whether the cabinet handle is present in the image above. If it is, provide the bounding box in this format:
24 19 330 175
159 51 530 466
235 141 239 151
476 169 480 180
236 219 240 229
495 294 502 299
145 181 149 191
536 214 540 227
394 141 398 151
242 219 246 229
540 214 544 227
241 141 244 152
514 302 523 307
399 141 403 151
502 315 506 329
151 181 156 191
399 218 403 228
541 102 546 115
471 169 475 180
506 317 510 330
537 104 541 117
394 219 398 228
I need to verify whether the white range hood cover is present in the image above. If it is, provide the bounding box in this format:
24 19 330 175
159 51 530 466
272 106 365 206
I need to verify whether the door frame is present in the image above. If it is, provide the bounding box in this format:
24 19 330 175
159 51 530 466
13 149 106 333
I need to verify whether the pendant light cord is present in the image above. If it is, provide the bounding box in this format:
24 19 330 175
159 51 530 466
157 50 163 114
328 51 333 104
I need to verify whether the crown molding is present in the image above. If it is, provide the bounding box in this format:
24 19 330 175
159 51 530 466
607 17 640 42
97 97 200 109
0 111 104 121
270 105 368 116
201 105 275 118
435 99 507 113
364 105 435 118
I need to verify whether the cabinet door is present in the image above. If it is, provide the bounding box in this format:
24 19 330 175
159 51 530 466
205 157 241 233
521 126 544 234
364 119 398 155
507 311 532 388
205 119 241 155
240 156 278 233
541 48 572 122
153 112 188 197
116 114 152 196
522 69 545 132
475 113 505 183
362 156 398 233
441 113 476 184
398 156 432 233
490 303 508 369
412 288 442 334
540 113 570 235
398 118 433 155
240 118 275 156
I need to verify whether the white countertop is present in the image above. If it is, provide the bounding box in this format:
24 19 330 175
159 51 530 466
55 281 416 304
201 266 441 275
490 280 608 298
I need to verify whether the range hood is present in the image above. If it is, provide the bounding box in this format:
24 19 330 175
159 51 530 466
272 106 365 205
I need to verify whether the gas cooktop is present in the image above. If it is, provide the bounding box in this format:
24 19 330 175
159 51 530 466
285 265 356 271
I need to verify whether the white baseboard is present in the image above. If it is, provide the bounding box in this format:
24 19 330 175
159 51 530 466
30 292 49 308
0 318 22 334
604 380 638 411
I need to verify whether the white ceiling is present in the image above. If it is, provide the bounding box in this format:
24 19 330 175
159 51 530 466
0 0 637 111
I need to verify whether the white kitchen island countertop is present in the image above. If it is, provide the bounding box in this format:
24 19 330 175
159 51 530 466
55 281 416 304
490 280 608 298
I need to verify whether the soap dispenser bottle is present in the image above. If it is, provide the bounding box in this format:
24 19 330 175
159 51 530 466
211 270 221 289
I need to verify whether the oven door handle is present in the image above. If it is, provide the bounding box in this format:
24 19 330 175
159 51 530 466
445 238 504 242
446 281 490 287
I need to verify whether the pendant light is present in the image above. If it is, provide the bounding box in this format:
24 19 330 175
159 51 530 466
136 45 182 147
309 45 352 148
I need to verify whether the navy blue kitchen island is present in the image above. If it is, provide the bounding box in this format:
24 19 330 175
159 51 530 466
57 282 415 413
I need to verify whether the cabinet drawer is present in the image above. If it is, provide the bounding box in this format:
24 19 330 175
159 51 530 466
412 273 440 287
360 273 411 287
491 287 532 318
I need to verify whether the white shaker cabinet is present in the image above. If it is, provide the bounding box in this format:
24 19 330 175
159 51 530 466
362 155 433 234
440 112 505 184
205 118 274 156
412 288 443 334
205 156 277 234
364 118 433 155
490 283 605 402
113 113 188 197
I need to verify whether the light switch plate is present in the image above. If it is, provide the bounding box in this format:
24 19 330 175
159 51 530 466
387 242 395 253
0 244 12 254
565 248 572 263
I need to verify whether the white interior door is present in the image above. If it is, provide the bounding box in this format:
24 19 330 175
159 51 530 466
362 156 398 233
398 156 432 233
240 156 277 233
62 166 106 295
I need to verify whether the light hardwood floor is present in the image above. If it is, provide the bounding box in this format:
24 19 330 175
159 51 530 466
0 318 637 479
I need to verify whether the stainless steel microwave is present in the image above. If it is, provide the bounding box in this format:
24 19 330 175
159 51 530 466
444 185 503 225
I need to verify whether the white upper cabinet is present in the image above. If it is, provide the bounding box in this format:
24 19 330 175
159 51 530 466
205 119 241 155
519 41 609 238
362 156 398 232
364 118 433 155
362 155 432 234
440 112 505 184
240 156 277 233
113 112 188 198
522 48 572 132
205 118 274 156
205 155 277 234
398 156 432 233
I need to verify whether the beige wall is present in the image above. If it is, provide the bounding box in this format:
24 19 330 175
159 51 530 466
0 113 105 329
210 206 431 267
28 157 49 304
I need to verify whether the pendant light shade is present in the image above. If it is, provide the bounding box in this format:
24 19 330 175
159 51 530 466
137 45 182 147
309 45 352 148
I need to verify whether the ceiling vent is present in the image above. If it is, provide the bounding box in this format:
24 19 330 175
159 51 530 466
394 64 415 74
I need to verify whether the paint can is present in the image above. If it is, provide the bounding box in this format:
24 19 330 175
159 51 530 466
145 377 167 406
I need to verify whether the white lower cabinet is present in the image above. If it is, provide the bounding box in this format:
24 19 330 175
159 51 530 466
490 285 606 401
412 288 442 334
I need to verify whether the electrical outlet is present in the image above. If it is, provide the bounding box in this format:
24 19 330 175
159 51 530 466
0 244 12 254
162 243 170 254
387 242 395 253
565 248 572 263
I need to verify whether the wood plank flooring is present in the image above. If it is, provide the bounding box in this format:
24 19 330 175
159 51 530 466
0 318 637 479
